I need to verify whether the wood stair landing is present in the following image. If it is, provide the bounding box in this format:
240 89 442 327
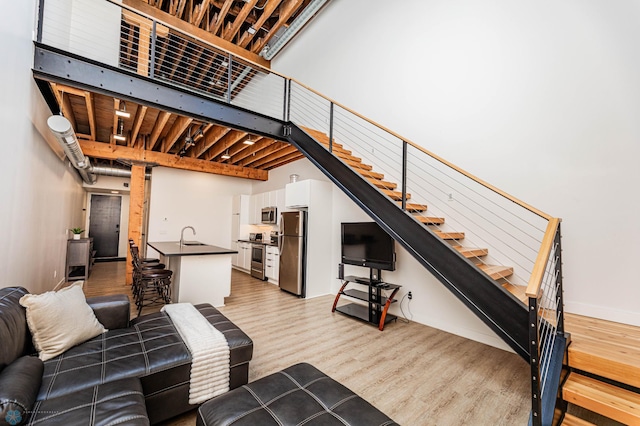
562 313 640 425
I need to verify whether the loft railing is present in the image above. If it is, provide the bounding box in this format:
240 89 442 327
36 0 564 423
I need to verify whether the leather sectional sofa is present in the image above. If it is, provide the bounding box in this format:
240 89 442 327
0 286 253 425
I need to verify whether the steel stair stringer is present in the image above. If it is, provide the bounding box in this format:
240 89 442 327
287 124 530 360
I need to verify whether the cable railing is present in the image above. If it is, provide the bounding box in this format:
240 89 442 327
37 0 564 423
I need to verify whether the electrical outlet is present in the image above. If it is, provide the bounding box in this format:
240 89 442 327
408 291 412 300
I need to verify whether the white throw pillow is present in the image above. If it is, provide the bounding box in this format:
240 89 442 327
19 281 106 361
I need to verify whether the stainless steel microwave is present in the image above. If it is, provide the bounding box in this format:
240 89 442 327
261 206 277 224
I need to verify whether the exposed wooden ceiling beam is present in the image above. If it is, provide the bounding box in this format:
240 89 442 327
112 99 121 145
162 115 193 152
222 0 258 42
248 145 298 167
229 137 274 164
237 0 283 48
191 0 210 27
194 125 231 157
239 141 290 166
129 105 148 148
212 0 234 36
252 0 303 53
84 91 96 140
263 151 304 169
149 111 172 150
123 0 270 67
205 129 247 160
79 140 268 180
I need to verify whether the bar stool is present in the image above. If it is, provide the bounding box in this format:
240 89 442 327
134 269 173 316
130 245 171 315
129 239 161 265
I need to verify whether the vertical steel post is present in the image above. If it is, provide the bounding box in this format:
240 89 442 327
329 102 334 153
529 297 542 426
150 21 157 79
401 141 408 211
285 79 292 122
37 0 46 43
282 78 288 122
555 224 565 334
227 53 232 104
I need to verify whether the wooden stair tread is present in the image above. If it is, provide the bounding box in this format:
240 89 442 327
561 413 596 426
366 177 398 190
414 215 445 225
476 264 514 280
563 373 640 425
354 168 385 180
397 201 427 212
434 231 465 240
382 188 411 201
453 245 488 258
320 141 352 155
565 313 640 388
502 282 527 303
346 159 373 171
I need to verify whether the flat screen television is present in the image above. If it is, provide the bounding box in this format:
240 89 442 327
341 222 396 271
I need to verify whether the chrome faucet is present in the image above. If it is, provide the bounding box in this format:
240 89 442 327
180 226 196 246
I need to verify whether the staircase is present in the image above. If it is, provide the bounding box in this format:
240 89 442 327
301 127 524 301
560 314 640 425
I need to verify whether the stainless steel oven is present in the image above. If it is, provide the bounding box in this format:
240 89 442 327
250 243 266 280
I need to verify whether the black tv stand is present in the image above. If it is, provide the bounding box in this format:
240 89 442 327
332 274 401 331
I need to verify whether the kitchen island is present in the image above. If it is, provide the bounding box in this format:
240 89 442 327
147 241 237 307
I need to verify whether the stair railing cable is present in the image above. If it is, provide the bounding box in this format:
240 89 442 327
37 0 565 422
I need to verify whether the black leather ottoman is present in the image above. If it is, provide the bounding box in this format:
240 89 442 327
196 363 399 426
27 378 149 425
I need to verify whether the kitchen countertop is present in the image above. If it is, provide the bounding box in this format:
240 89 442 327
147 241 238 257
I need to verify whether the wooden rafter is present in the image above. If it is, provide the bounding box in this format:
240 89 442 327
162 115 193 153
129 105 148 148
239 141 289 166
252 0 303 53
149 111 172 150
222 0 258 42
204 129 247 160
191 0 210 27
211 0 234 36
112 99 121 145
237 0 283 48
229 138 273 164
194 125 231 157
84 91 97 140
246 145 298 167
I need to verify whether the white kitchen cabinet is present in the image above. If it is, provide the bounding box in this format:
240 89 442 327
232 194 250 220
236 241 251 271
265 245 279 284
285 180 311 208
275 188 286 223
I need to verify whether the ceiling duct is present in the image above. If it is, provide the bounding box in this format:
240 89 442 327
262 0 331 60
91 165 151 180
47 115 97 185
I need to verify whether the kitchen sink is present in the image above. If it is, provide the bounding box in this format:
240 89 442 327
179 241 207 246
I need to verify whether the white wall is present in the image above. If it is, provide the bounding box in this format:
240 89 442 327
147 167 253 253
274 0 640 326
0 1 85 293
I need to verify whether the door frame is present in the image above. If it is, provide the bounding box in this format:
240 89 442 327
85 192 130 259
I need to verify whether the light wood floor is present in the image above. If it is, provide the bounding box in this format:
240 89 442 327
81 261 531 425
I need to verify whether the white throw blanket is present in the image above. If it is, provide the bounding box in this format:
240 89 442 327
162 303 230 404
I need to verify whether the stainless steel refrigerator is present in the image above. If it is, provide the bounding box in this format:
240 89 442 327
279 211 307 297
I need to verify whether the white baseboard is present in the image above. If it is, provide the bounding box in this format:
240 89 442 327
565 301 640 327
